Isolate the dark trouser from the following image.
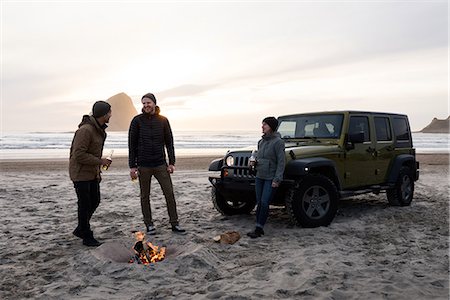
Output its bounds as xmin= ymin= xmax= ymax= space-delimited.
xmin=138 ymin=165 xmax=179 ymax=227
xmin=255 ymin=177 xmax=276 ymax=229
xmin=73 ymin=180 xmax=100 ymax=238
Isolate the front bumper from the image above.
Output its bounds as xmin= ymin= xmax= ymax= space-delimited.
xmin=209 ymin=165 xmax=256 ymax=194
xmin=209 ymin=175 xmax=255 ymax=193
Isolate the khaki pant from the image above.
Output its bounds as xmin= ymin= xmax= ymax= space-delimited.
xmin=138 ymin=165 xmax=179 ymax=227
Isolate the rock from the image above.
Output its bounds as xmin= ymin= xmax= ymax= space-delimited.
xmin=106 ymin=92 xmax=138 ymax=131
xmin=420 ymin=116 xmax=450 ymax=133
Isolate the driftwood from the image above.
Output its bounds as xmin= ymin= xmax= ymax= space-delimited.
xmin=213 ymin=231 xmax=241 ymax=244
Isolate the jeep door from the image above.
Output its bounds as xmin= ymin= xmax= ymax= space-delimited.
xmin=344 ymin=115 xmax=378 ymax=188
xmin=373 ymin=115 xmax=395 ymax=184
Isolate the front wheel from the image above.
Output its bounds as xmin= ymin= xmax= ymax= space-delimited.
xmin=387 ymin=166 xmax=414 ymax=206
xmin=211 ymin=186 xmax=256 ymax=215
xmin=286 ymin=174 xmax=339 ymax=228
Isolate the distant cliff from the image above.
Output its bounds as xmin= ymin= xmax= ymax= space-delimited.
xmin=420 ymin=116 xmax=450 ymax=133
xmin=106 ymin=93 xmax=138 ymax=131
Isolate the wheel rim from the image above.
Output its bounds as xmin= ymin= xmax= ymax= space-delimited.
xmin=302 ymin=185 xmax=330 ymax=219
xmin=401 ymin=175 xmax=412 ymax=201
xmin=226 ymin=199 xmax=247 ymax=209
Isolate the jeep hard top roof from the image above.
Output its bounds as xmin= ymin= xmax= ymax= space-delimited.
xmin=279 ymin=111 xmax=408 ymax=119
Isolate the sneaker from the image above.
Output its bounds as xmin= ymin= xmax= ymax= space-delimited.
xmin=247 ymin=227 xmax=264 ymax=239
xmin=171 ymin=225 xmax=186 ymax=233
xmin=73 ymin=227 xmax=84 ymax=239
xmin=83 ymin=237 xmax=102 ymax=247
xmin=146 ymin=225 xmax=156 ymax=235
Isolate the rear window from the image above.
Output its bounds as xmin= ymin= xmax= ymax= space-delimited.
xmin=374 ymin=117 xmax=392 ymax=141
xmin=393 ymin=117 xmax=412 ymax=147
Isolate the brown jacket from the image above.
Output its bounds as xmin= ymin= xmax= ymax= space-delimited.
xmin=69 ymin=115 xmax=107 ymax=182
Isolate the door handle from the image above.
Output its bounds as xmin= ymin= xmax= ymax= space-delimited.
xmin=366 ymin=147 xmax=375 ymax=153
xmin=366 ymin=147 xmax=378 ymax=157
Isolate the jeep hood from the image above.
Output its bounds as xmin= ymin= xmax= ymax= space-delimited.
xmin=222 ymin=142 xmax=341 ymax=157
xmin=285 ymin=142 xmax=341 ymax=157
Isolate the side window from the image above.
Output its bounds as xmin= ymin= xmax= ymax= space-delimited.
xmin=349 ymin=116 xmax=370 ymax=142
xmin=393 ymin=117 xmax=412 ymax=147
xmin=374 ymin=117 xmax=392 ymax=141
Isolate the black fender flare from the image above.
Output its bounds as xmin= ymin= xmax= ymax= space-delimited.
xmin=284 ymin=157 xmax=341 ymax=189
xmin=387 ymin=154 xmax=416 ymax=183
xmin=208 ymin=158 xmax=223 ymax=171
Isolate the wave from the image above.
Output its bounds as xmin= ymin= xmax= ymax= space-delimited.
xmin=0 ymin=131 xmax=448 ymax=152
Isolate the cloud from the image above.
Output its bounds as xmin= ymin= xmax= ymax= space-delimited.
xmin=1 ymin=2 xmax=447 ymax=132
xmin=157 ymin=84 xmax=221 ymax=99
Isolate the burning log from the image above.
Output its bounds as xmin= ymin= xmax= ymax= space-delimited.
xmin=129 ymin=231 xmax=166 ymax=265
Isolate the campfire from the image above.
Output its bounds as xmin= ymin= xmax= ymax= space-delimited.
xmin=129 ymin=231 xmax=166 ymax=265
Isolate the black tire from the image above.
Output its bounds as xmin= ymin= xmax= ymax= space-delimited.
xmin=286 ymin=174 xmax=339 ymax=228
xmin=211 ymin=186 xmax=256 ymax=215
xmin=387 ymin=166 xmax=414 ymax=206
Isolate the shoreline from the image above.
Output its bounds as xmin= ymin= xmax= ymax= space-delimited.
xmin=0 ymin=155 xmax=221 ymax=172
xmin=0 ymin=153 xmax=447 ymax=172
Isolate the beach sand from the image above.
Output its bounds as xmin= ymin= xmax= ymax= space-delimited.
xmin=0 ymin=154 xmax=448 ymax=299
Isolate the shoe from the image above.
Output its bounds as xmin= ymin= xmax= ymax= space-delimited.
xmin=146 ymin=225 xmax=156 ymax=235
xmin=73 ymin=227 xmax=83 ymax=239
xmin=171 ymin=225 xmax=186 ymax=233
xmin=83 ymin=237 xmax=102 ymax=247
xmin=247 ymin=227 xmax=264 ymax=239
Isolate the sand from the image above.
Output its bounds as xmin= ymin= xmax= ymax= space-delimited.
xmin=0 ymin=154 xmax=448 ymax=299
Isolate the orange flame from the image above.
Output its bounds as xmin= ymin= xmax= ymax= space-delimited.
xmin=129 ymin=231 xmax=166 ymax=265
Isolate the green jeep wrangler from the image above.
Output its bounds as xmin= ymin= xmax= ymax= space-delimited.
xmin=208 ymin=111 xmax=420 ymax=227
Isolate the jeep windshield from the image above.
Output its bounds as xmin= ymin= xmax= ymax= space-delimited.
xmin=277 ymin=114 xmax=344 ymax=139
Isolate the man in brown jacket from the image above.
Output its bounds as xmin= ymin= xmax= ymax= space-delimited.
xmin=69 ymin=101 xmax=112 ymax=247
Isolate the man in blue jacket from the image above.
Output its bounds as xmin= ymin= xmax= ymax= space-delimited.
xmin=128 ymin=93 xmax=185 ymax=235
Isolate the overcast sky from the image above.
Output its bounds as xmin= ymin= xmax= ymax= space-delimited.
xmin=1 ymin=1 xmax=448 ymax=132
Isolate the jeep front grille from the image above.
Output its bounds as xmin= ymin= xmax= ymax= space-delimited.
xmin=225 ymin=154 xmax=254 ymax=178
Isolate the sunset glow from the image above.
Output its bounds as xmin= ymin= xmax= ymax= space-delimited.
xmin=1 ymin=1 xmax=448 ymax=132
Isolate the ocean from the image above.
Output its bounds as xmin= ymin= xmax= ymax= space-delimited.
xmin=0 ymin=131 xmax=448 ymax=159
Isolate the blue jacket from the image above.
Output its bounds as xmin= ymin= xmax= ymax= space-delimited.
xmin=255 ymin=132 xmax=285 ymax=183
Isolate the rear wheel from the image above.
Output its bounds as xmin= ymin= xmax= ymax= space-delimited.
xmin=211 ymin=186 xmax=256 ymax=215
xmin=387 ymin=166 xmax=414 ymax=206
xmin=286 ymin=174 xmax=339 ymax=228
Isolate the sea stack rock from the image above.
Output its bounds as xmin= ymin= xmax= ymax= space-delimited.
xmin=420 ymin=116 xmax=450 ymax=133
xmin=106 ymin=93 xmax=138 ymax=131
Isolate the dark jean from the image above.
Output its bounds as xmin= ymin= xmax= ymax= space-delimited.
xmin=138 ymin=165 xmax=179 ymax=227
xmin=255 ymin=177 xmax=276 ymax=229
xmin=73 ymin=180 xmax=100 ymax=238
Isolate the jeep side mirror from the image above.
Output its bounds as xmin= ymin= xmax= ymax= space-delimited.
xmin=348 ymin=132 xmax=365 ymax=144
xmin=345 ymin=132 xmax=365 ymax=150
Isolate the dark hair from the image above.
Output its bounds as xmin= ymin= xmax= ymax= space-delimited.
xmin=92 ymin=101 xmax=111 ymax=118
xmin=262 ymin=116 xmax=278 ymax=132
xmin=141 ymin=93 xmax=157 ymax=104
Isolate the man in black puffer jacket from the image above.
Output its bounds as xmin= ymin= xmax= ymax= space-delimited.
xmin=128 ymin=93 xmax=185 ymax=235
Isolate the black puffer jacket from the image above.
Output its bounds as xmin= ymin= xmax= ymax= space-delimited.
xmin=128 ymin=108 xmax=175 ymax=168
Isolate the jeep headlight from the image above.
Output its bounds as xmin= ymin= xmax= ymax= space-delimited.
xmin=225 ymin=155 xmax=234 ymax=166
